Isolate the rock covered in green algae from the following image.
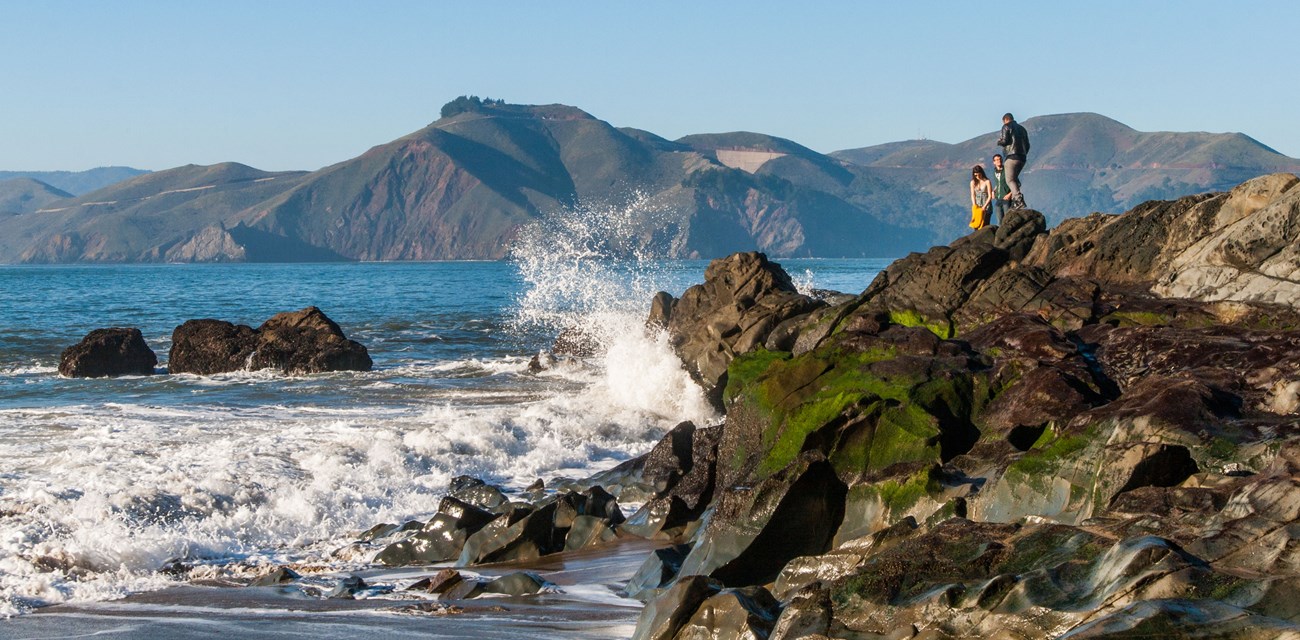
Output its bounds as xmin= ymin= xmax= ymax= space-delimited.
xmin=632 ymin=175 xmax=1300 ymax=639
xmin=651 ymin=251 xmax=824 ymax=406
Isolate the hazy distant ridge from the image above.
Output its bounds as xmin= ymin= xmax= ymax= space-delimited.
xmin=0 ymin=167 xmax=149 ymax=196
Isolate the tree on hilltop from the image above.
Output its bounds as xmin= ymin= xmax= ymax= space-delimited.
xmin=440 ymin=95 xmax=506 ymax=119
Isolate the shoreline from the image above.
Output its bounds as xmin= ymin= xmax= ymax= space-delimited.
xmin=5 ymin=537 xmax=666 ymax=639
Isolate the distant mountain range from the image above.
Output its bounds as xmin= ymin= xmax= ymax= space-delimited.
xmin=0 ymin=167 xmax=149 ymax=197
xmin=833 ymin=112 xmax=1300 ymax=234
xmin=1 ymin=103 xmax=1296 ymax=263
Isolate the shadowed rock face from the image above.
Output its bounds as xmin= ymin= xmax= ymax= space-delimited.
xmin=634 ymin=175 xmax=1300 ymax=639
xmin=652 ymin=252 xmax=824 ymax=407
xmin=169 ymin=307 xmax=371 ymax=375
xmin=58 ymin=327 xmax=157 ymax=377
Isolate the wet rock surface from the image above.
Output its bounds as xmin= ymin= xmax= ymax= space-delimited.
xmin=627 ymin=175 xmax=1300 ymax=638
xmin=325 ymin=176 xmax=1300 ymax=637
xmin=58 ymin=327 xmax=157 ymax=377
xmin=169 ymin=306 xmax=371 ymax=374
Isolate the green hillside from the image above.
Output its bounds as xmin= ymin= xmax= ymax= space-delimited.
xmin=0 ymin=163 xmax=309 ymax=263
xmin=0 ymin=178 xmax=72 ymax=214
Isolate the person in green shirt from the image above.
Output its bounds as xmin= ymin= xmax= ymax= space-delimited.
xmin=991 ymin=154 xmax=1012 ymax=224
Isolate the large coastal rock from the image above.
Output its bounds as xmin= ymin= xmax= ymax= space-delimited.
xmin=169 ymin=307 xmax=371 ymax=375
xmin=631 ymin=175 xmax=1300 ymax=639
xmin=651 ymin=252 xmax=823 ymax=405
xmin=58 ymin=327 xmax=157 ymax=377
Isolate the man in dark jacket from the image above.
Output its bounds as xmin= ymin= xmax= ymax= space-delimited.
xmin=996 ymin=113 xmax=1030 ymax=208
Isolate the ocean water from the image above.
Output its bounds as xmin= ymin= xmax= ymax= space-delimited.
xmin=0 ymin=246 xmax=889 ymax=618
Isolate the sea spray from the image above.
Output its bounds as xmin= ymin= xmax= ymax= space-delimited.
xmin=510 ymin=193 xmax=716 ymax=424
xmin=0 ymin=205 xmax=719 ymax=616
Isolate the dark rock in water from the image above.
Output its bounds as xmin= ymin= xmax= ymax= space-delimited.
xmin=169 ymin=307 xmax=370 ymax=375
xmin=440 ymin=577 xmax=484 ymax=600
xmin=58 ymin=327 xmax=157 ymax=377
xmin=250 ymin=566 xmax=300 ymax=586
xmin=527 ymin=352 xmax=553 ymax=373
xmin=457 ymin=501 xmax=565 ymax=565
xmin=327 ymin=575 xmax=367 ymax=599
xmin=375 ymin=497 xmax=498 ymax=566
xmin=675 ymin=586 xmax=782 ymax=640
xmin=622 ymin=424 xmax=721 ymax=541
xmin=624 ymin=543 xmax=692 ymax=601
xmin=168 ymin=319 xmax=257 ymax=374
xmin=483 ymin=571 xmax=551 ymax=596
xmin=449 ymin=479 xmax=509 ymax=511
xmin=646 ymin=291 xmax=675 ymax=329
xmin=552 ymin=326 xmax=601 ymax=357
xmin=525 ymin=478 xmax=544 ymax=493
xmin=250 ymin=306 xmax=372 ymax=374
xmin=406 ymin=568 xmax=464 ymax=594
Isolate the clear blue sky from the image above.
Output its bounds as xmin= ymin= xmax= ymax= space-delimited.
xmin=3 ymin=1 xmax=1297 ymax=171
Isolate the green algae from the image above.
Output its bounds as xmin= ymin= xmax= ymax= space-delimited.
xmin=1102 ymin=310 xmax=1173 ymax=327
xmin=888 ymin=309 xmax=953 ymax=339
xmin=872 ymin=466 xmax=942 ymax=514
xmin=723 ymin=348 xmax=791 ymax=405
xmin=1008 ymin=427 xmax=1096 ymax=478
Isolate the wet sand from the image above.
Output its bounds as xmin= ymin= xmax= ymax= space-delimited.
xmin=4 ymin=539 xmax=666 ymax=639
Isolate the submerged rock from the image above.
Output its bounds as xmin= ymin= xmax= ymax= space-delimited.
xmin=58 ymin=327 xmax=157 ymax=377
xmin=250 ymin=566 xmax=301 ymax=587
xmin=483 ymin=571 xmax=552 ymax=596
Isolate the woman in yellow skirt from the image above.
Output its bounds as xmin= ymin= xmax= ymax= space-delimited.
xmin=969 ymin=164 xmax=993 ymax=230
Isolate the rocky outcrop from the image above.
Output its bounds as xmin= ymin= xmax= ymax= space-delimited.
xmin=649 ymin=252 xmax=824 ymax=405
xmin=58 ymin=327 xmax=157 ymax=377
xmin=631 ymin=175 xmax=1300 ymax=639
xmin=169 ymin=307 xmax=371 ymax=375
xmin=367 ymin=476 xmax=627 ymax=570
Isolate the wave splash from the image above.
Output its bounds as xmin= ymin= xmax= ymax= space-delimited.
xmin=510 ymin=193 xmax=714 ymax=423
xmin=0 ymin=196 xmax=714 ymax=617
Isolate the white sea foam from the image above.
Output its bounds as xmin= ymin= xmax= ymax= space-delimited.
xmin=0 ymin=196 xmax=715 ymax=617
xmin=0 ymin=363 xmax=58 ymax=376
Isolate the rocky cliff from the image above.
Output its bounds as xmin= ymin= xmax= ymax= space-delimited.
xmin=630 ymin=173 xmax=1300 ymax=639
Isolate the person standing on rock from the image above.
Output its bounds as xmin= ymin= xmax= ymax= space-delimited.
xmin=996 ymin=113 xmax=1030 ymax=208
xmin=991 ymin=154 xmax=1012 ymax=224
xmin=969 ymin=164 xmax=994 ymax=230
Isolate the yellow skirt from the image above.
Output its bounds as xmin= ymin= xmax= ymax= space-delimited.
xmin=969 ymin=204 xmax=989 ymax=229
